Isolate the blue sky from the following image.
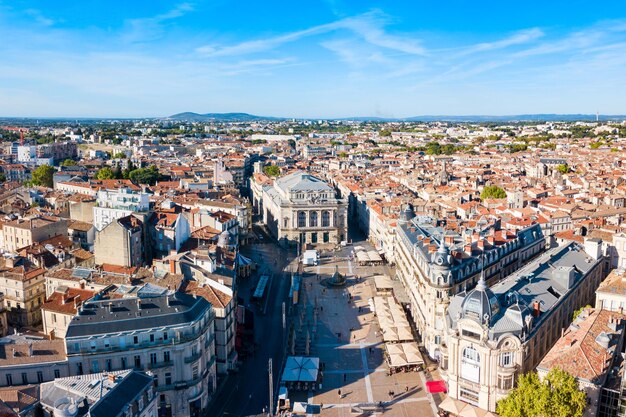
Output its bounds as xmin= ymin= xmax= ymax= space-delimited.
xmin=1 ymin=0 xmax=626 ymax=118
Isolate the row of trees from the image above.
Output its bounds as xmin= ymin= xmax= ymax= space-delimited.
xmin=96 ymin=164 xmax=165 ymax=185
xmin=28 ymin=162 xmax=167 ymax=188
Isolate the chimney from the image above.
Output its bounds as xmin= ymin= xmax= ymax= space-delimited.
xmin=464 ymin=244 xmax=472 ymax=255
xmin=137 ymin=299 xmax=142 ymax=310
xmin=28 ymin=344 xmax=33 ymax=357
xmin=533 ymin=301 xmax=541 ymax=317
xmin=61 ymin=296 xmax=66 ymax=305
xmin=169 ymin=259 xmax=176 ymax=274
xmin=73 ymin=295 xmax=81 ymax=310
xmin=487 ymin=236 xmax=495 ymax=245
xmin=108 ymin=374 xmax=116 ymax=384
xmin=477 ymin=239 xmax=485 ymax=249
xmin=445 ymin=235 xmax=454 ymax=246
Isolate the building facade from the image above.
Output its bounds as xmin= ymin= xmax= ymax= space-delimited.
xmin=93 ymin=188 xmax=150 ymax=231
xmin=444 ymin=240 xmax=607 ymax=412
xmin=258 ymin=171 xmax=347 ymax=247
xmin=394 ymin=207 xmax=546 ymax=359
xmin=64 ymin=291 xmax=217 ymax=417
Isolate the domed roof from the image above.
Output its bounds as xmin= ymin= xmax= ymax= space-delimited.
xmin=432 ymin=238 xmax=451 ymax=267
xmin=399 ymin=205 xmax=415 ymax=224
xmin=461 ymin=272 xmax=500 ymax=325
xmin=217 ymin=231 xmax=235 ymax=248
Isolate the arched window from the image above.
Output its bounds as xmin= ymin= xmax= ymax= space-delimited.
xmin=321 ymin=211 xmax=331 ymax=227
xmin=298 ymin=211 xmax=306 ymax=228
xmin=461 ymin=347 xmax=480 ymax=383
xmin=310 ymin=211 xmax=318 ymax=227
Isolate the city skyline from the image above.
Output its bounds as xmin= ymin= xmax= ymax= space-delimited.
xmin=1 ymin=0 xmax=626 ymax=118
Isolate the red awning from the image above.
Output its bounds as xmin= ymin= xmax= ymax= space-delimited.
xmin=426 ymin=380 xmax=447 ymax=393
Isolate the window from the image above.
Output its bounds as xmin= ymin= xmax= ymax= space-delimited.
xmin=92 ymin=361 xmax=99 ymax=373
xmin=311 ymin=233 xmax=317 ymax=244
xmin=37 ymin=371 xmax=43 ymax=383
xmin=498 ymin=375 xmax=514 ymax=390
xmin=163 ymin=332 xmax=168 ymax=341
xmin=77 ymin=362 xmax=83 ymax=375
xmin=54 ymin=369 xmax=60 ymax=379
xmin=5 ymin=374 xmax=12 ymax=386
xmin=461 ymin=347 xmax=480 ymax=383
xmin=52 ymin=313 xmax=57 ymax=323
xmin=150 ymin=334 xmax=155 ymax=342
xmin=164 ymin=351 xmax=171 ymax=362
xmin=460 ymin=387 xmax=479 ymax=405
xmin=104 ymin=338 xmax=110 ymax=348
xmin=106 ymin=359 xmax=112 ymax=372
xmin=121 ymin=357 xmax=127 ymax=369
xmin=134 ymin=355 xmax=141 ymax=368
xmin=165 ymin=373 xmax=172 ymax=385
xmin=192 ymin=365 xmax=199 ymax=379
xmin=321 ymin=211 xmax=330 ymax=227
xmin=297 ymin=211 xmax=306 ymax=228
xmin=21 ymin=373 xmax=28 ymax=385
xmin=500 ymin=351 xmax=514 ymax=367
xmin=309 ymin=211 xmax=318 ymax=227
xmin=323 ymin=232 xmax=329 ymax=243
xmin=90 ymin=341 xmax=96 ymax=351
xmin=134 ymin=336 xmax=139 ymax=344
xmin=150 ymin=353 xmax=157 ymax=364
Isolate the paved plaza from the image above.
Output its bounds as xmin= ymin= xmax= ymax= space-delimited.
xmin=291 ymin=242 xmax=440 ymax=417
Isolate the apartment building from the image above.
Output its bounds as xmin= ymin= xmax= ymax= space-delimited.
xmin=0 ymin=259 xmax=47 ymax=327
xmin=64 ymin=291 xmax=217 ymax=417
xmin=93 ymin=187 xmax=150 ymax=231
xmin=94 ymin=215 xmax=144 ymax=267
xmin=1 ymin=216 xmax=68 ymax=253
xmin=444 ymin=240 xmax=606 ymax=412
xmin=394 ymin=206 xmax=546 ymax=359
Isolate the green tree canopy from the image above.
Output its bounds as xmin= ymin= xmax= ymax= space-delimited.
xmin=379 ymin=129 xmax=392 ymax=137
xmin=96 ymin=167 xmax=116 ymax=180
xmin=497 ymin=368 xmax=587 ymax=417
xmin=263 ymin=165 xmax=281 ymax=177
xmin=481 ymin=185 xmax=507 ymax=200
xmin=112 ymin=152 xmax=127 ymax=159
xmin=556 ymin=164 xmax=570 ymax=174
xmin=31 ymin=164 xmax=55 ymax=188
xmin=60 ymin=159 xmax=77 ymax=166
xmin=128 ymin=165 xmax=165 ymax=185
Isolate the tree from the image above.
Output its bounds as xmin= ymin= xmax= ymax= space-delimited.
xmin=497 ymin=368 xmax=586 ymax=417
xmin=379 ymin=129 xmax=392 ymax=137
xmin=112 ymin=152 xmax=127 ymax=159
xmin=31 ymin=164 xmax=55 ymax=188
xmin=0 ymin=173 xmax=6 ymax=182
xmin=556 ymin=164 xmax=570 ymax=174
xmin=572 ymin=304 xmax=592 ymax=320
xmin=96 ymin=167 xmax=116 ymax=180
xmin=263 ymin=165 xmax=281 ymax=177
xmin=61 ymin=159 xmax=77 ymax=166
xmin=481 ymin=185 xmax=507 ymax=200
xmin=128 ymin=165 xmax=165 ymax=185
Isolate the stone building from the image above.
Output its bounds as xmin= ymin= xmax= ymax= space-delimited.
xmin=64 ymin=291 xmax=217 ymax=417
xmin=0 ymin=259 xmax=47 ymax=327
xmin=1 ymin=216 xmax=68 ymax=253
xmin=444 ymin=240 xmax=607 ymax=412
xmin=394 ymin=206 xmax=546 ymax=359
xmin=94 ymin=215 xmax=144 ymax=267
xmin=258 ymin=171 xmax=346 ymax=247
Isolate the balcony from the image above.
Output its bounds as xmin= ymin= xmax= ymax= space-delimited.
xmin=184 ymin=351 xmax=202 ymax=364
xmin=148 ymin=360 xmax=173 ymax=370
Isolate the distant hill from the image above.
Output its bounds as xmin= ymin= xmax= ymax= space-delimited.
xmin=167 ymin=112 xmax=285 ymax=122
xmin=339 ymin=114 xmax=626 ymax=122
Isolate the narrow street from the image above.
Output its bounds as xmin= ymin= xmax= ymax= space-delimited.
xmin=208 ymin=225 xmax=296 ymax=417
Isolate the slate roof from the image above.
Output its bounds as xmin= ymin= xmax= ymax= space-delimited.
xmin=449 ymin=241 xmax=600 ymax=341
xmin=65 ymin=291 xmax=211 ymax=338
